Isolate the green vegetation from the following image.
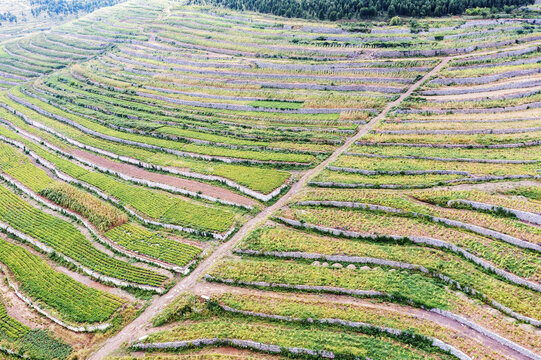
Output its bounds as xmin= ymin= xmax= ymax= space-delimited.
xmin=105 ymin=223 xmax=202 ymax=267
xmin=141 ymin=294 xmax=455 ymax=359
xmin=0 ymin=302 xmax=72 ymax=360
xmin=0 ymin=2 xmax=540 ymax=359
xmin=39 ymin=182 xmax=128 ymax=232
xmin=151 ymin=293 xmax=207 ymax=327
xmin=190 ymin=0 xmax=534 ymax=18
xmin=208 ymin=258 xmax=451 ymax=309
xmin=0 ymin=184 xmax=168 ymax=287
xmin=79 ymin=171 xmax=236 ymax=233
xmin=248 ymin=100 xmax=304 ymax=110
xmin=0 ymin=237 xmax=122 ymax=323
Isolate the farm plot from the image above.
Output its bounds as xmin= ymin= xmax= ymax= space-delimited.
xmin=157 ymin=11 xmax=541 ymax=360
xmin=105 ymin=223 xmax=202 ymax=268
xmin=5 ymin=6 xmax=460 ymax=206
xmin=313 ymin=46 xmax=541 ymax=188
xmin=0 ymin=102 xmax=242 ymax=237
xmin=130 ymin=293 xmax=457 ymax=360
xmin=0 ymin=1 xmax=164 ymax=87
xmin=0 ymin=137 xmax=202 ymax=268
xmin=0 ymin=2 xmax=540 ymax=360
xmin=0 ymin=182 xmax=169 ymax=287
xmin=0 ymin=236 xmax=123 ymax=324
xmin=0 ymin=300 xmax=71 ymax=359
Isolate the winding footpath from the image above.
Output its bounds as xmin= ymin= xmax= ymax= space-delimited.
xmin=87 ymin=41 xmax=541 ymax=359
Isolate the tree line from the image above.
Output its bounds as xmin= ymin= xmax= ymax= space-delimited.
xmin=0 ymin=12 xmax=17 ymax=24
xmin=29 ymin=0 xmax=121 ymax=17
xmin=189 ymin=0 xmax=533 ymax=19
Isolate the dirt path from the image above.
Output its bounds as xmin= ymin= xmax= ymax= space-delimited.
xmin=87 ymin=55 xmax=451 ymax=360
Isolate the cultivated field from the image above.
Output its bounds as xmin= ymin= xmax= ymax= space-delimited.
xmin=0 ymin=0 xmax=539 ymax=359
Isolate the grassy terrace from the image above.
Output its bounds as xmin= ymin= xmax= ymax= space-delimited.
xmin=0 ymin=138 xmax=203 ymax=268
xmin=315 ymin=45 xmax=541 ymax=187
xmin=135 ymin=294 xmax=456 ymax=360
xmin=0 ymin=182 xmax=169 ymax=287
xmin=129 ymin=8 xmax=541 ymax=360
xmin=0 ymin=1 xmax=165 ymax=87
xmin=0 ymin=1 xmax=539 ymax=360
xmin=0 ymin=300 xmax=72 ymax=359
xmin=0 ymin=109 xmax=242 ymax=235
xmin=0 ymin=235 xmax=123 ymax=324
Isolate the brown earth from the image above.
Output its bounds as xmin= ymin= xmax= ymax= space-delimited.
xmin=69 ymin=148 xmax=258 ymax=208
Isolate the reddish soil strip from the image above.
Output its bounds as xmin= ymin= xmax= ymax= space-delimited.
xmin=69 ymin=148 xmax=258 ymax=207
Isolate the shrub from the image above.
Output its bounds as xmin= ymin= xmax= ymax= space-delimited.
xmin=389 ymin=16 xmax=402 ymax=26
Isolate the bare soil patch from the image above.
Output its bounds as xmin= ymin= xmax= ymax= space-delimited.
xmin=69 ymin=148 xmax=258 ymax=207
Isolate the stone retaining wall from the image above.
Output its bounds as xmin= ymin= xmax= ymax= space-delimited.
xmin=215 ymin=303 xmax=471 ymax=360
xmin=447 ymin=55 xmax=541 ymax=71
xmin=0 ymin=219 xmax=164 ymax=293
xmin=393 ymin=101 xmax=541 ymax=114
xmin=204 ymin=274 xmax=386 ymax=298
xmin=133 ymin=338 xmax=340 ymax=359
xmin=427 ymin=89 xmax=541 ymax=103
xmin=3 ymin=109 xmax=287 ymax=202
xmin=429 ymin=68 xmax=541 ymax=86
xmin=355 ymin=140 xmax=541 ymax=149
xmin=326 ymin=166 xmax=471 ymax=176
xmin=448 ymin=199 xmax=541 ymax=226
xmin=294 ymin=199 xmax=541 ymax=252
xmin=431 ymin=309 xmax=541 ymax=360
xmin=0 ymin=116 xmax=234 ymax=240
xmin=276 ymin=217 xmax=541 ymax=293
xmin=7 ymin=93 xmax=308 ymax=166
xmin=0 ymin=172 xmax=187 ymax=273
xmin=310 ymin=174 xmax=539 ymax=189
xmin=343 ymin=152 xmax=540 ymax=164
xmin=373 ymin=126 xmax=541 ymax=135
xmin=420 ymin=79 xmax=541 ymax=96
xmin=6 ymin=93 xmax=287 ymax=202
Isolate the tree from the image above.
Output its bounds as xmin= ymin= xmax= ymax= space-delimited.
xmin=389 ymin=15 xmax=402 ymax=25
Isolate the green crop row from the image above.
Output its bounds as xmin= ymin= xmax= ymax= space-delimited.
xmin=0 ymin=302 xmax=72 ymax=359
xmin=0 ymin=237 xmax=121 ymax=323
xmin=79 ymin=171 xmax=237 ymax=232
xmin=39 ymin=182 xmax=128 ymax=232
xmin=16 ymin=89 xmax=315 ymax=164
xmin=141 ymin=317 xmax=448 ymax=360
xmin=331 ymin=155 xmax=540 ymax=177
xmin=105 ymin=223 xmax=202 ymax=267
xmin=238 ymin=225 xmax=541 ymax=320
xmin=0 ymin=184 xmax=167 ymax=287
xmin=278 ymin=207 xmax=540 ymax=279
xmin=0 ymin=107 xmax=238 ymax=233
xmin=208 ymin=257 xmax=450 ymax=309
xmin=1 ymin=94 xmax=290 ymax=194
xmin=295 ymin=188 xmax=541 ymax=244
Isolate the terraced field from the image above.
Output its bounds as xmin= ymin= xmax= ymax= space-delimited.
xmin=0 ymin=0 xmax=539 ymax=359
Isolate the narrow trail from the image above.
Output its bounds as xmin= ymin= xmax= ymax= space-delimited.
xmin=87 ymin=40 xmax=541 ymax=360
xmin=87 ymin=54 xmax=451 ymax=360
